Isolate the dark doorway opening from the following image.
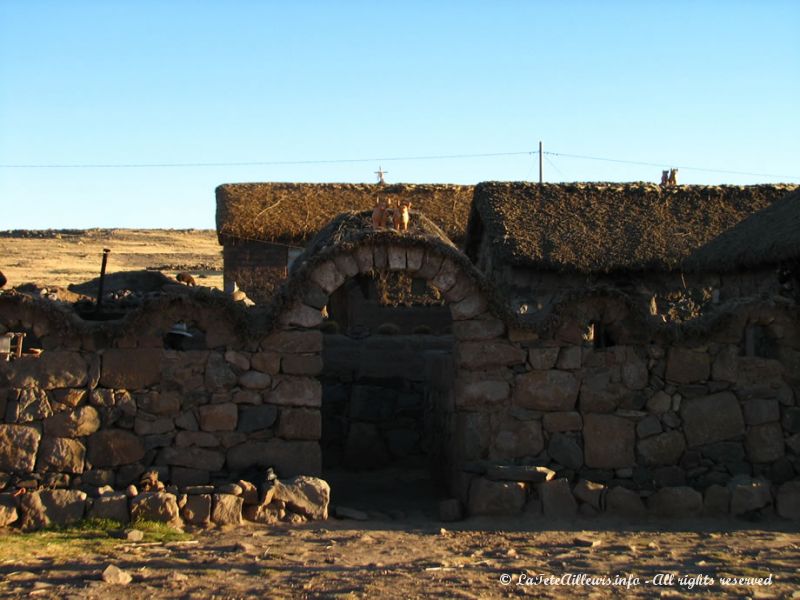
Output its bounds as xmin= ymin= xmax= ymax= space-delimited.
xmin=320 ymin=273 xmax=455 ymax=518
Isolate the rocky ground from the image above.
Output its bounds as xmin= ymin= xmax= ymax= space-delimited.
xmin=0 ymin=516 xmax=798 ymax=599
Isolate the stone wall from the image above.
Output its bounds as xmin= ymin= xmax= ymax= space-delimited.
xmin=1 ymin=237 xmax=798 ymax=522
xmin=0 ymin=297 xmax=325 ymax=498
xmin=222 ymin=241 xmax=291 ymax=303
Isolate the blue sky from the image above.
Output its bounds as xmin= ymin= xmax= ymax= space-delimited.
xmin=1 ymin=1 xmax=798 ymax=228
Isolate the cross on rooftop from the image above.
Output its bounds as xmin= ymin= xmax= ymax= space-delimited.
xmin=374 ymin=166 xmax=388 ymax=184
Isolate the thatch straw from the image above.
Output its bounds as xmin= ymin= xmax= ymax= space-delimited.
xmin=467 ymin=182 xmax=798 ymax=273
xmin=685 ymin=188 xmax=800 ymax=272
xmin=215 ymin=183 xmax=474 ymax=245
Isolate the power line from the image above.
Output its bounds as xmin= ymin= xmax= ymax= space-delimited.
xmin=0 ymin=147 xmax=797 ymax=180
xmin=0 ymin=150 xmax=533 ymax=169
xmin=543 ymin=150 xmax=800 ymax=180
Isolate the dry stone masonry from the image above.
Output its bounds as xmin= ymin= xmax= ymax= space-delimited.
xmin=1 ymin=216 xmax=799 ymax=529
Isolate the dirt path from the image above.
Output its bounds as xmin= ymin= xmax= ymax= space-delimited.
xmin=0 ymin=516 xmax=797 ymax=599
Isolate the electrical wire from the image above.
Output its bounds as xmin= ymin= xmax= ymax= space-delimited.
xmin=0 ymin=151 xmax=533 ymax=169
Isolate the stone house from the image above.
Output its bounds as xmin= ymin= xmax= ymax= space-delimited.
xmin=0 ymin=181 xmax=798 ymax=523
xmin=215 ymin=182 xmax=474 ymax=303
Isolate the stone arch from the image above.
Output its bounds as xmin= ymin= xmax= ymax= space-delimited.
xmin=266 ymin=224 xmax=514 ymax=500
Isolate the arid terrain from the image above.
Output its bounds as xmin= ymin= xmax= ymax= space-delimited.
xmin=0 ymin=230 xmax=798 ymax=599
xmin=0 ymin=229 xmax=223 ymax=292
xmin=0 ymin=516 xmax=798 ymax=599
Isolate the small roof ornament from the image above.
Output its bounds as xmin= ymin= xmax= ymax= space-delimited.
xmin=374 ymin=166 xmax=388 ymax=185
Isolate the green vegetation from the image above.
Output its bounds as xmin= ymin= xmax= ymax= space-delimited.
xmin=0 ymin=518 xmax=189 ymax=562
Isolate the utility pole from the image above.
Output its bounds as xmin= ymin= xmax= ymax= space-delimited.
xmin=538 ymin=141 xmax=543 ymax=184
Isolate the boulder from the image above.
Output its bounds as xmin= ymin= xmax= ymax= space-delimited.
xmin=556 ymin=347 xmax=581 ymax=370
xmin=277 ymin=408 xmax=322 ymax=441
xmin=573 ymin=480 xmax=606 ymax=510
xmin=0 ymin=424 xmax=41 ymax=471
xmin=454 ymin=380 xmax=510 ymax=408
xmin=490 ymin=417 xmax=544 ymax=460
xmin=0 ymin=493 xmax=19 ymax=527
xmin=250 ymin=351 xmax=281 ymax=375
xmin=87 ymin=430 xmax=145 ymax=467
xmin=583 ymin=414 xmax=635 ymax=469
xmin=729 ymin=477 xmax=772 ymax=515
xmin=181 ymin=494 xmax=211 ymax=525
xmin=19 ymin=490 xmax=87 ymax=530
xmin=88 ymin=493 xmax=129 ymax=523
xmin=261 ymin=330 xmax=323 ymax=354
xmin=36 ymin=436 xmax=86 ymax=474
xmin=646 ymin=391 xmax=672 ymax=415
xmin=605 ymin=487 xmax=646 ymax=517
xmin=198 ymin=403 xmax=238 ymax=432
xmin=467 ymin=478 xmax=526 ymax=516
xmin=680 ymin=392 xmax=744 ymax=447
xmin=156 ymin=446 xmax=225 ymax=471
xmin=742 ymin=399 xmax=780 ymax=426
xmin=513 ymin=370 xmax=579 ymax=411
xmin=648 ymin=487 xmax=702 ymax=517
xmin=539 ymin=479 xmax=577 ymax=518
xmin=204 ymin=353 xmax=238 ymax=390
xmin=238 ymin=371 xmax=272 ymax=390
xmin=264 ymin=377 xmax=321 ymax=408
xmin=528 ymin=348 xmax=559 ymax=370
xmin=8 ymin=351 xmax=88 ymax=389
xmin=237 ymin=405 xmax=279 ymax=433
xmin=130 ymin=492 xmax=182 ymax=527
xmin=212 ymin=494 xmax=243 ymax=526
xmin=703 ymin=485 xmax=730 ymax=516
xmin=637 ymin=431 xmax=686 ymax=466
xmin=101 ymin=349 xmax=161 ymax=389
xmin=665 ymin=348 xmax=710 ymax=384
xmin=138 ymin=391 xmax=181 ymax=417
xmin=456 ymin=341 xmax=526 ymax=370
xmin=542 ymin=411 xmax=582 ymax=433
xmin=8 ymin=387 xmax=52 ymax=422
xmin=776 ymin=481 xmax=800 ymax=520
xmin=745 ymin=423 xmax=785 ymax=463
xmin=548 ymin=433 xmax=583 ymax=470
xmin=271 ymin=476 xmax=330 ymax=520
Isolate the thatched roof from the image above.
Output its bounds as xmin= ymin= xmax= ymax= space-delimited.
xmin=216 ymin=182 xmax=474 ymax=246
xmin=466 ymin=182 xmax=798 ymax=273
xmin=685 ymin=188 xmax=800 ymax=272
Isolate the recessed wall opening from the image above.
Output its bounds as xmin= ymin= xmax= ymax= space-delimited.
xmin=320 ymin=273 xmax=455 ymax=517
xmin=163 ymin=321 xmax=207 ymax=350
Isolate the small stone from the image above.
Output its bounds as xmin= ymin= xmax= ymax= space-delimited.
xmin=102 ymin=564 xmax=132 ymax=585
xmin=573 ymin=479 xmax=605 ymax=510
xmin=125 ymin=529 xmax=144 ymax=542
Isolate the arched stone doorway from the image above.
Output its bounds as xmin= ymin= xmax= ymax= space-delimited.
xmin=271 ymin=212 xmax=499 ymax=514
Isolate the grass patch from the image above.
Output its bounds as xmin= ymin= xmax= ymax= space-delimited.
xmin=0 ymin=518 xmax=190 ymax=562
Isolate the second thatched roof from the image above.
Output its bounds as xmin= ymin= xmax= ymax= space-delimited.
xmin=685 ymin=188 xmax=800 ymax=272
xmin=466 ymin=182 xmax=798 ymax=273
